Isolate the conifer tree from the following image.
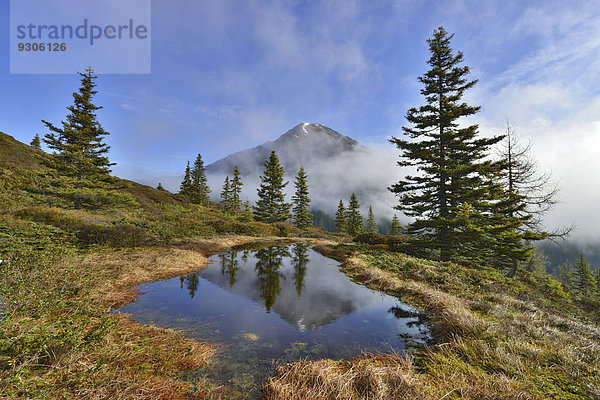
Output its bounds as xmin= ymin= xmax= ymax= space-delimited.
xmin=497 ymin=121 xmax=570 ymax=277
xmin=365 ymin=206 xmax=379 ymax=233
xmin=594 ymin=267 xmax=600 ymax=298
xmin=575 ymin=252 xmax=594 ymax=297
xmin=43 ymin=67 xmax=114 ymax=181
xmin=524 ymin=248 xmax=549 ymax=276
xmin=179 ymin=161 xmax=192 ymax=195
xmin=557 ymin=263 xmax=574 ymax=292
xmin=229 ymin=166 xmax=244 ymax=216
xmin=335 ymin=200 xmax=347 ymax=233
xmin=220 ymin=176 xmax=232 ymax=213
xmin=190 ymin=153 xmax=211 ymax=204
xmin=239 ymin=199 xmax=254 ymax=222
xmin=254 ymin=150 xmax=291 ymax=223
xmin=30 ymin=134 xmax=41 ymax=149
xmin=346 ymin=193 xmax=363 ymax=236
xmin=292 ymin=166 xmax=312 ymax=229
xmin=39 ymin=67 xmax=126 ymax=208
xmin=389 ymin=27 xmax=503 ymax=261
xmin=389 ymin=214 xmax=403 ymax=235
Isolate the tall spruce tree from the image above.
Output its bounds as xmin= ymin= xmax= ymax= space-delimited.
xmin=346 ymin=193 xmax=363 ymax=236
xmin=220 ymin=176 xmax=232 ymax=213
xmin=254 ymin=150 xmax=291 ymax=223
xmin=365 ymin=206 xmax=379 ymax=233
xmin=389 ymin=27 xmax=503 ymax=262
xmin=30 ymin=134 xmax=41 ymax=149
xmin=389 ymin=214 xmax=403 ymax=235
xmin=43 ymin=67 xmax=114 ymax=181
xmin=335 ymin=200 xmax=347 ymax=233
xmin=229 ymin=166 xmax=244 ymax=216
xmin=292 ymin=166 xmax=312 ymax=229
xmin=190 ymin=153 xmax=211 ymax=204
xmin=575 ymin=252 xmax=594 ymax=297
xmin=180 ymin=161 xmax=192 ymax=195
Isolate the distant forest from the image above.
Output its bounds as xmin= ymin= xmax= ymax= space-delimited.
xmin=539 ymin=240 xmax=600 ymax=272
xmin=311 ymin=209 xmax=392 ymax=235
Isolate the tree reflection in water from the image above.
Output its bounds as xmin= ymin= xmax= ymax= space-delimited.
xmin=183 ymin=272 xmax=200 ymax=298
xmin=291 ymin=243 xmax=309 ymax=297
xmin=219 ymin=250 xmax=240 ymax=287
xmin=254 ymin=246 xmax=290 ymax=312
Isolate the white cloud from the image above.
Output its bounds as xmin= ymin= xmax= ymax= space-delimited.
xmin=467 ymin=3 xmax=600 ymax=244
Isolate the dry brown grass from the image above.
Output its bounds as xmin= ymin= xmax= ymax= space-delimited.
xmin=83 ymin=247 xmax=211 ymax=307
xmin=341 ymin=256 xmax=488 ymax=340
xmin=264 ymin=355 xmax=427 ymax=400
xmin=50 ymin=315 xmax=220 ymax=400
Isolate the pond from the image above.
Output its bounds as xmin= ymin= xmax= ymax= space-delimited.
xmin=119 ymin=243 xmax=431 ymax=396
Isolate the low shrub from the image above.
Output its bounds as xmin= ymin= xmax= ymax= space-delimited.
xmin=354 ymin=232 xmax=387 ymax=245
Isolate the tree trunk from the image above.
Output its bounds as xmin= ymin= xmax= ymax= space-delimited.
xmin=507 ymin=257 xmax=518 ymax=278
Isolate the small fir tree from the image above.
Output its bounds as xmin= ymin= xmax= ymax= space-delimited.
xmin=389 ymin=214 xmax=403 ymax=235
xmin=575 ymin=252 xmax=594 ymax=297
xmin=239 ymin=199 xmax=254 ymax=222
xmin=365 ymin=206 xmax=379 ymax=233
xmin=190 ymin=153 xmax=211 ymax=204
xmin=292 ymin=166 xmax=312 ymax=229
xmin=346 ymin=193 xmax=363 ymax=236
xmin=43 ymin=67 xmax=114 ymax=181
xmin=30 ymin=134 xmax=41 ymax=149
xmin=220 ymin=176 xmax=232 ymax=213
xmin=254 ymin=150 xmax=291 ymax=223
xmin=229 ymin=166 xmax=243 ymax=216
xmin=39 ymin=67 xmax=129 ymax=209
xmin=179 ymin=161 xmax=192 ymax=195
xmin=335 ymin=200 xmax=347 ymax=233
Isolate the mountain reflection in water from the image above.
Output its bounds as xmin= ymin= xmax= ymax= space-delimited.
xmin=121 ymin=244 xmax=431 ymax=395
xmin=179 ymin=244 xmax=406 ymax=330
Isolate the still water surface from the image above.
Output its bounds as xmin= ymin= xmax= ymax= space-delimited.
xmin=120 ymin=244 xmax=430 ymax=394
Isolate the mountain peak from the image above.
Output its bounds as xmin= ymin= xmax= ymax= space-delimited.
xmin=205 ymin=123 xmax=361 ymax=175
xmin=276 ymin=123 xmax=358 ymax=147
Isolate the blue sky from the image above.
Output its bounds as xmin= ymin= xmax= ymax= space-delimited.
xmin=2 ymin=0 xmax=600 ymax=240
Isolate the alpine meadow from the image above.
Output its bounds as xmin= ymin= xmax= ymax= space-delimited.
xmin=1 ymin=2 xmax=600 ymax=400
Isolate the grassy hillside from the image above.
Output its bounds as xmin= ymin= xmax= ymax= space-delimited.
xmin=2 ymin=131 xmax=599 ymax=399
